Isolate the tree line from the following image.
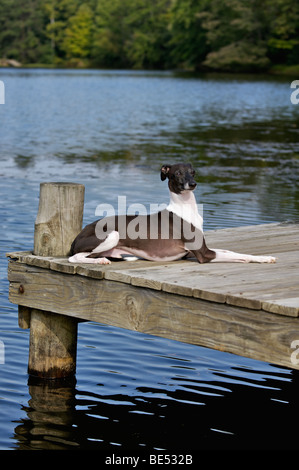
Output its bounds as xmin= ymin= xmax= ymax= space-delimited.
xmin=0 ymin=0 xmax=298 ymax=72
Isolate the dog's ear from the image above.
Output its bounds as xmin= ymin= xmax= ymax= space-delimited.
xmin=160 ymin=164 xmax=171 ymax=181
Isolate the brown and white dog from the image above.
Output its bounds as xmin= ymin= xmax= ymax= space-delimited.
xmin=69 ymin=163 xmax=276 ymax=265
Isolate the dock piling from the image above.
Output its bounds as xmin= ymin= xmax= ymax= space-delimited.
xmin=34 ymin=182 xmax=85 ymax=257
xmin=28 ymin=309 xmax=78 ymax=379
xmin=28 ymin=182 xmax=84 ymax=379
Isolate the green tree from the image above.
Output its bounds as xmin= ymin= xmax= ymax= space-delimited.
xmin=92 ymin=0 xmax=171 ymax=69
xmin=266 ymin=0 xmax=299 ymax=65
xmin=44 ymin=0 xmax=80 ymax=61
xmin=63 ymin=4 xmax=94 ymax=60
xmin=91 ymin=0 xmax=131 ymax=68
xmin=0 ymin=0 xmax=51 ymax=63
xmin=199 ymin=0 xmax=270 ymax=71
xmin=169 ymin=0 xmax=207 ymax=70
xmin=124 ymin=0 xmax=171 ymax=69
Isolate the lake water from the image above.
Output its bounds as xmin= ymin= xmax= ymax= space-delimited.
xmin=0 ymin=69 xmax=299 ymax=452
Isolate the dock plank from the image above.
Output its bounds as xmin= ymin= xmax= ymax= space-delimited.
xmin=205 ymin=223 xmax=299 ymax=254
xmin=263 ymin=297 xmax=299 ymax=317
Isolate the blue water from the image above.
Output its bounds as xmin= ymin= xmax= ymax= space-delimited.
xmin=0 ymin=69 xmax=299 ymax=451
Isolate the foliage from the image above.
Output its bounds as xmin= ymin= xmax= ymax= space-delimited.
xmin=199 ymin=0 xmax=271 ymax=71
xmin=0 ymin=0 xmax=52 ymax=63
xmin=169 ymin=0 xmax=208 ymax=69
xmin=0 ymin=0 xmax=298 ymax=71
xmin=63 ymin=4 xmax=94 ymax=60
xmin=124 ymin=0 xmax=171 ymax=69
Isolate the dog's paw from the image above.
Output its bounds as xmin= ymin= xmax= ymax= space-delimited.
xmin=91 ymin=257 xmax=111 ymax=265
xmin=68 ymin=253 xmax=111 ymax=264
xmin=258 ymin=255 xmax=276 ymax=263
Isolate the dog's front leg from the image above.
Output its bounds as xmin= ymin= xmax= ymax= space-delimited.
xmin=190 ymin=237 xmax=217 ymax=263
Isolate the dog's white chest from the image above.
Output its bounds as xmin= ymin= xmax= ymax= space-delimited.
xmin=166 ymin=191 xmax=203 ymax=232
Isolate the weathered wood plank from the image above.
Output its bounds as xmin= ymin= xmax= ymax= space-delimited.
xmin=262 ymin=297 xmax=299 ymax=317
xmin=7 ymin=260 xmax=299 ymax=370
xmin=6 ymin=251 xmax=32 ymax=261
xmin=50 ymin=258 xmax=78 ymax=274
xmin=205 ymin=223 xmax=299 ymax=254
xmin=206 ymin=222 xmax=298 ymax=238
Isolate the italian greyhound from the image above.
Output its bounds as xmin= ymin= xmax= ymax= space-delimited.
xmin=69 ymin=163 xmax=276 ymax=265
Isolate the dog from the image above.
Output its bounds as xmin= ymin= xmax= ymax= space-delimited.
xmin=69 ymin=163 xmax=276 ymax=265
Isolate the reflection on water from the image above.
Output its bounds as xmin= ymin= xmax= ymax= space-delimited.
xmin=13 ymin=326 xmax=299 ymax=450
xmin=0 ymin=69 xmax=299 ymax=450
xmin=15 ymin=378 xmax=78 ymax=450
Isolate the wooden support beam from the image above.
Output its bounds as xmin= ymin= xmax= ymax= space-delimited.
xmin=28 ymin=309 xmax=78 ymax=379
xmin=18 ymin=306 xmax=31 ymax=329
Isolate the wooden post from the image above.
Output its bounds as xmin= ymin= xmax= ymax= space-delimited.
xmin=34 ymin=182 xmax=84 ymax=257
xmin=28 ymin=310 xmax=78 ymax=379
xmin=28 ymin=182 xmax=84 ymax=379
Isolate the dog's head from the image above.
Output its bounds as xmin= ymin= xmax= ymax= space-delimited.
xmin=161 ymin=163 xmax=197 ymax=194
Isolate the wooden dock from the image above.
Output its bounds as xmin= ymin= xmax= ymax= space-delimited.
xmin=5 ymin=183 xmax=299 ymax=377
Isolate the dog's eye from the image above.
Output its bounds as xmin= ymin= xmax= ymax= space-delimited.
xmin=175 ymin=170 xmax=182 ymax=177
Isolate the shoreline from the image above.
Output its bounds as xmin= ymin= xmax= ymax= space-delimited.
xmin=1 ymin=61 xmax=299 ymax=77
